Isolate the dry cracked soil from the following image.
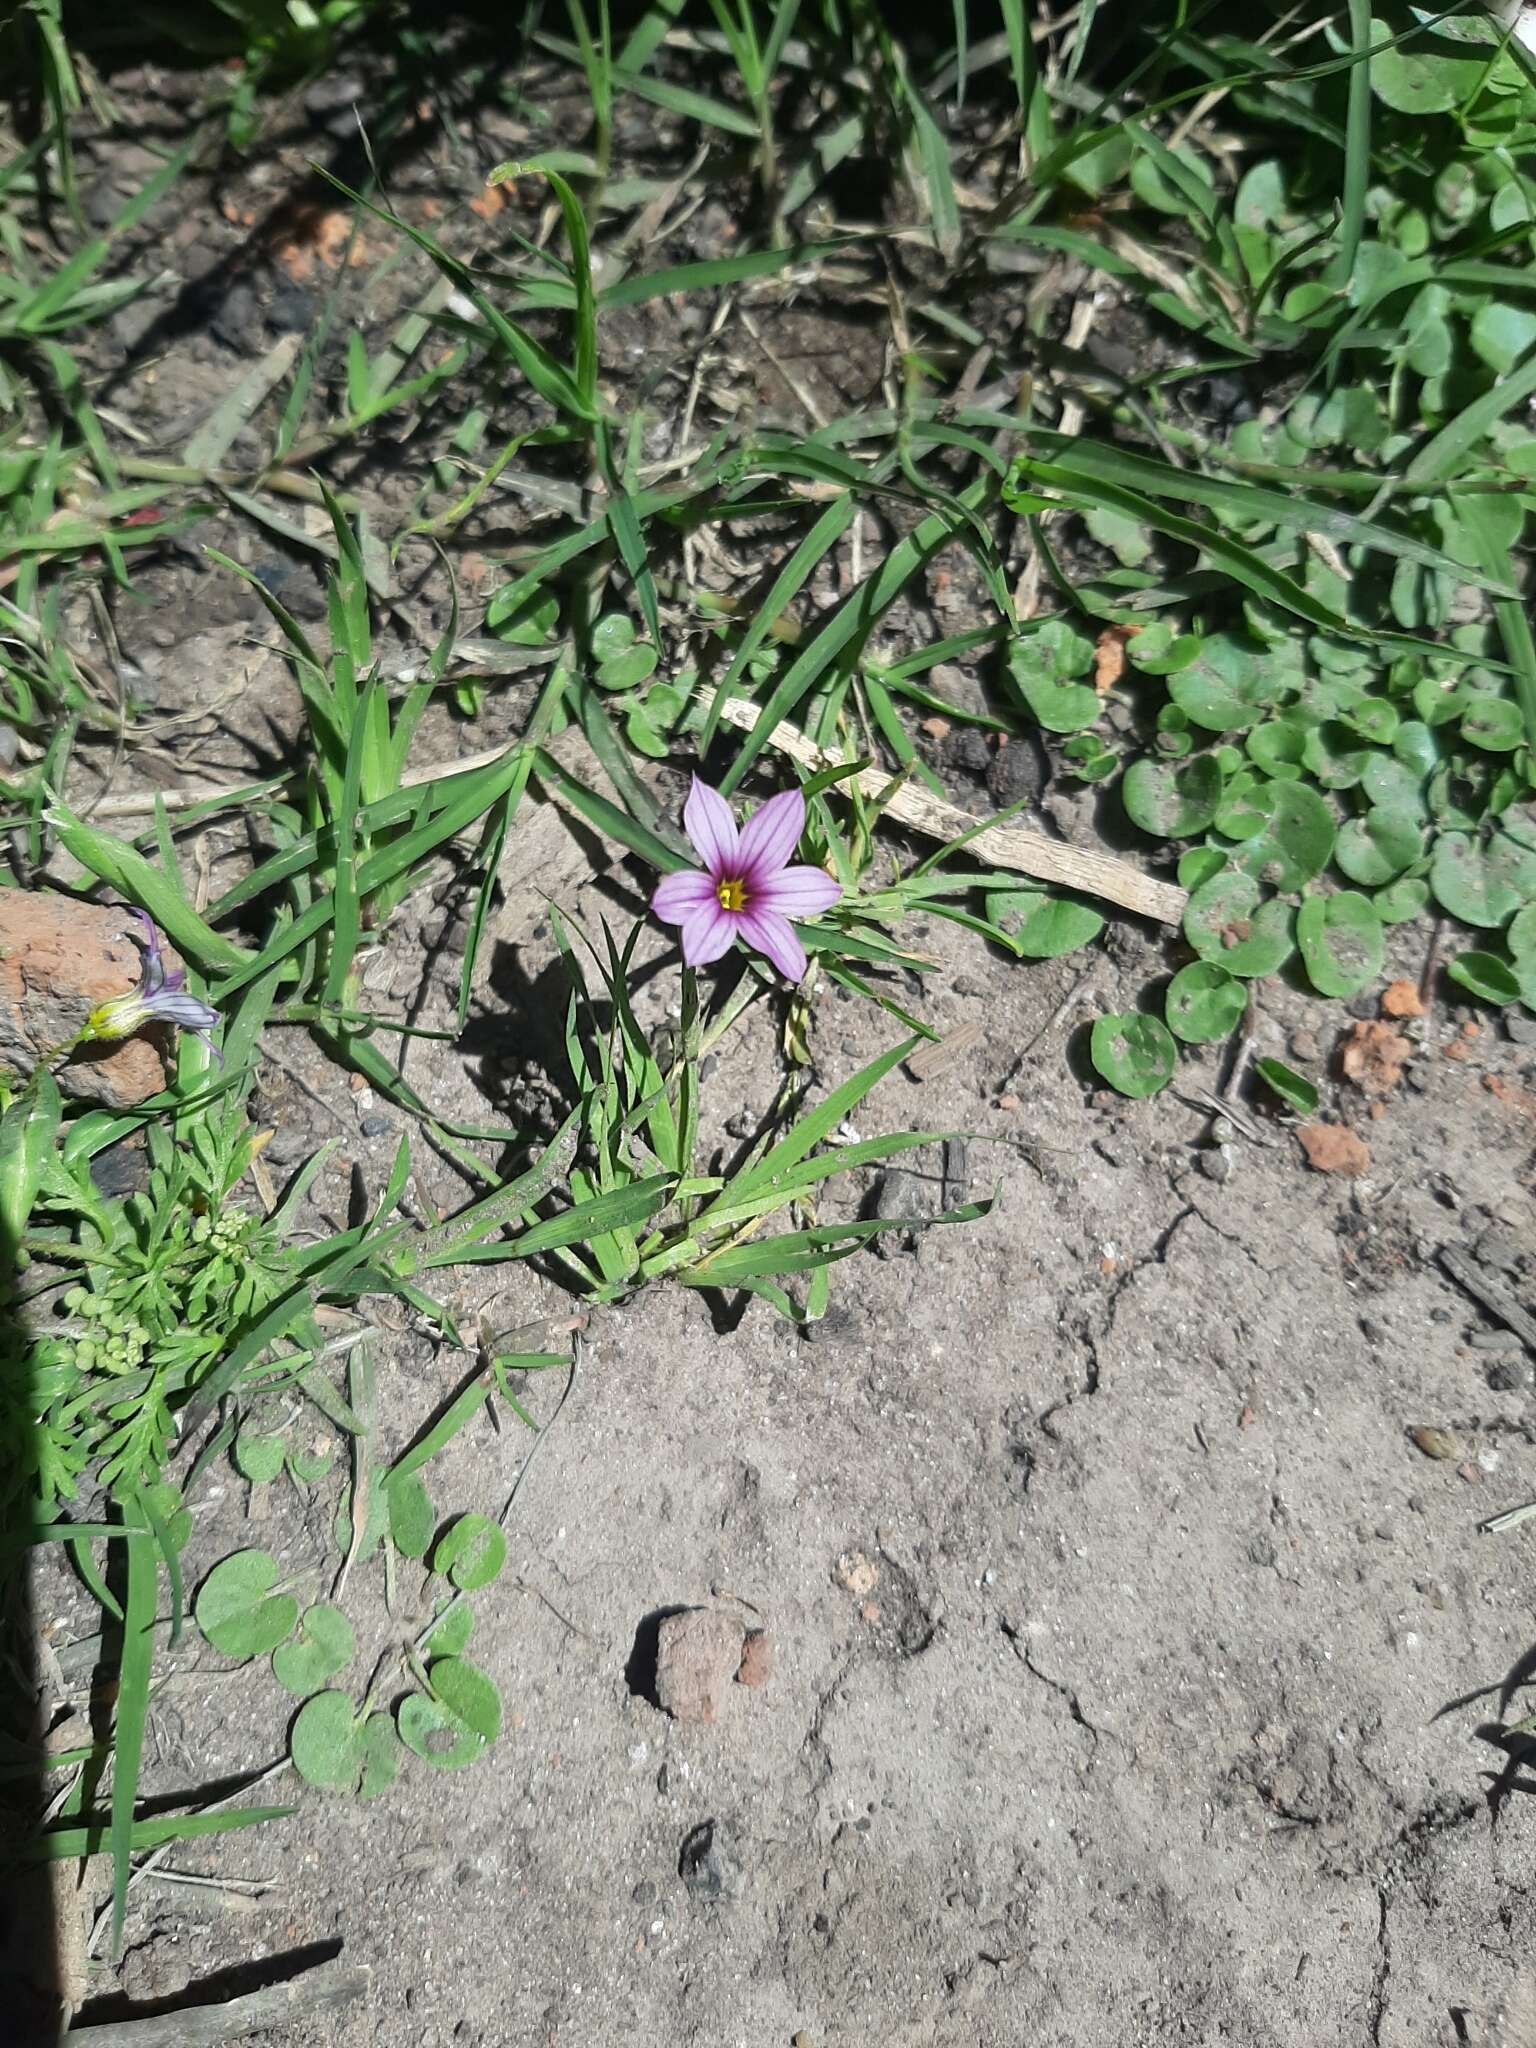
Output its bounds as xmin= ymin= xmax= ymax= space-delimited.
xmin=10 ymin=49 xmax=1536 ymax=2048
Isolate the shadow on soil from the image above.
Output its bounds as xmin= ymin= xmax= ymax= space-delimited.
xmin=0 ymin=1205 xmax=63 ymax=2033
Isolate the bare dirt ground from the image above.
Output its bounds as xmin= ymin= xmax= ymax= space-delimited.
xmin=13 ymin=50 xmax=1536 ymax=2048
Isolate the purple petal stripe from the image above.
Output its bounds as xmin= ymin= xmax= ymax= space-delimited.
xmin=150 ymin=991 xmax=221 ymax=1033
xmin=752 ymin=864 xmax=841 ymax=919
xmin=682 ymin=777 xmax=738 ymax=877
xmin=679 ymin=900 xmax=739 ymax=968
xmin=737 ymin=787 xmax=805 ymax=888
xmin=738 ymin=907 xmax=807 ymax=983
xmin=652 ymin=869 xmax=717 ymax=925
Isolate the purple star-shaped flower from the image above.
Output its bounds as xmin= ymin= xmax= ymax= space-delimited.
xmin=651 ymin=777 xmax=841 ymax=983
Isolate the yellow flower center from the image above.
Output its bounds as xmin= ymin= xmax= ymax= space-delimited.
xmin=716 ymin=876 xmax=746 ymax=913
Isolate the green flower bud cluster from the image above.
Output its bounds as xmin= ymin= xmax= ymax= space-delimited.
xmin=190 ymin=1207 xmax=252 ymax=1255
xmin=60 ymin=1287 xmax=149 ymax=1376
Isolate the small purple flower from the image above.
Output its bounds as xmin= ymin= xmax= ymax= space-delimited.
xmin=652 ymin=777 xmax=841 ymax=983
xmin=85 ymin=910 xmax=221 ymax=1056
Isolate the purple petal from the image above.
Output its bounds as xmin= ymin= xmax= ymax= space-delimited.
xmin=738 ymin=907 xmax=807 ymax=983
xmin=679 ymin=900 xmax=739 ymax=968
xmin=682 ymin=777 xmax=738 ymax=877
xmin=147 ymin=990 xmax=221 ymax=1033
xmin=737 ymin=787 xmax=805 ymax=887
xmin=652 ymin=869 xmax=716 ymax=926
xmin=752 ymin=864 xmax=841 ymax=919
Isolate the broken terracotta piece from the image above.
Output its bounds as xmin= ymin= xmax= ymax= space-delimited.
xmin=0 ymin=891 xmax=173 ymax=1107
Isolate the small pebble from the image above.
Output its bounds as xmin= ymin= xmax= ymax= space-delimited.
xmin=736 ymin=1630 xmax=774 ymax=1689
xmin=360 ymin=1116 xmax=393 ymax=1138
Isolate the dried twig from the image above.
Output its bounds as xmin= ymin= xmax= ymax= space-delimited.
xmin=1440 ymin=1245 xmax=1536 ymax=1357
xmin=80 ymin=699 xmax=1185 ymax=926
xmin=59 ymin=1958 xmax=369 ymax=2046
xmin=713 ymin=696 xmax=1186 ymax=924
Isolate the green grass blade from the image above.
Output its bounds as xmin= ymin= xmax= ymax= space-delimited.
xmin=700 ymin=493 xmax=855 ymax=749
xmin=1404 ymin=346 xmax=1536 ymax=486
xmin=45 ymin=810 xmax=250 ymax=975
xmin=710 ymin=1037 xmax=918 ymax=1210
xmin=1024 ymin=434 xmax=1510 ymax=586
xmin=720 ymin=478 xmax=994 ymax=795
xmin=1456 ymin=490 xmax=1536 ymax=755
xmin=32 ymin=1804 xmax=294 ymax=1864
xmin=1329 ymin=0 xmax=1372 ymax=291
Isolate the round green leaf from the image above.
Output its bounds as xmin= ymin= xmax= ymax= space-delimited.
xmin=1431 ymin=830 xmax=1536 ymax=928
xmin=1447 ymin=951 xmax=1522 ymax=1005
xmin=589 ymin=613 xmax=635 ymax=661
xmin=272 ymin=1603 xmax=355 ymax=1697
xmin=1168 ymin=634 xmax=1277 ymax=733
xmin=1165 ymin=963 xmax=1248 ymax=1044
xmin=432 ymin=1656 xmax=502 ymax=1743
xmin=290 ymin=1692 xmax=402 ymax=1799
xmin=1509 ymin=904 xmax=1536 ymax=963
xmin=1245 ymin=719 xmax=1307 ymax=779
xmin=424 ymin=1602 xmax=475 ymax=1656
xmin=1338 ymin=696 xmax=1399 ymax=746
xmin=397 ymin=1694 xmax=480 ymax=1771
xmin=625 ymin=710 xmax=669 ymax=759
xmin=1413 ymin=675 xmax=1465 ymax=729
xmin=1084 ymin=504 xmax=1151 ymax=566
xmin=1254 ymin=1058 xmax=1319 ymax=1117
xmin=1374 ymin=875 xmax=1431 ymax=924
xmin=1178 ymin=845 xmax=1228 ymax=891
xmin=597 ymin=643 xmax=659 ymax=691
xmin=1371 ymin=34 xmax=1487 ymax=117
xmin=386 ymin=1473 xmax=435 ymax=1561
xmin=1060 ymin=733 xmax=1119 ymax=783
xmin=288 ymin=1442 xmax=335 ymax=1486
xmin=1460 ymin=696 xmax=1525 ymax=753
xmin=1090 ymin=1013 xmax=1177 ymax=1099
xmin=1184 ymin=869 xmax=1297 ymax=978
xmin=290 ymin=1691 xmax=362 ymax=1791
xmin=233 ymin=1426 xmax=286 ymax=1486
xmin=1334 ymin=806 xmax=1423 ymax=886
xmin=1302 ymin=721 xmax=1372 ymax=790
xmin=195 ymin=1549 xmax=299 ymax=1662
xmin=1364 ymin=751 xmax=1429 ymax=811
xmin=1126 ymin=624 xmax=1202 ymax=676
xmin=1214 ymin=771 xmax=1271 ymax=841
xmin=432 ymin=1513 xmax=507 ymax=1592
xmin=985 ymin=889 xmax=1104 ymax=959
xmin=1007 ymin=654 xmax=1101 ymax=733
xmin=1470 ymin=302 xmax=1536 ymax=376
xmin=397 ymin=1656 xmax=501 ymax=1771
xmin=356 ymin=1713 xmax=403 ymax=1801
xmin=1297 ymin=891 xmax=1384 ymax=998
xmin=1231 ymin=780 xmax=1335 ymax=890
xmin=1122 ymin=754 xmax=1223 ymax=838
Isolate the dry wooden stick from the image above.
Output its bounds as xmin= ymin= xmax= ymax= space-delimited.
xmin=57 ymin=1959 xmax=370 ymax=2046
xmin=1440 ymin=1246 xmax=1536 ymax=1358
xmin=70 ymin=698 xmax=1186 ymax=924
xmin=713 ymin=696 xmax=1187 ymax=925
